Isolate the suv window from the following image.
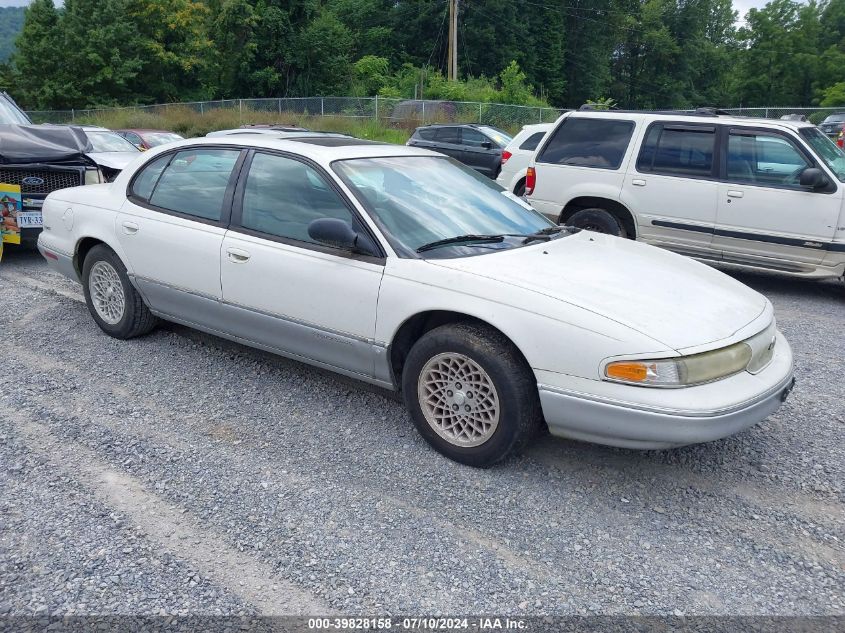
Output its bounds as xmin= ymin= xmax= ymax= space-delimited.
xmin=727 ymin=131 xmax=811 ymax=188
xmin=538 ymin=117 xmax=635 ymax=169
xmin=147 ymin=149 xmax=240 ymax=220
xmin=519 ymin=132 xmax=546 ymax=152
xmin=434 ymin=127 xmax=460 ymax=144
xmin=416 ymin=128 xmax=437 ymax=141
xmin=637 ymin=124 xmax=715 ymax=177
xmin=462 ymin=128 xmax=490 ymax=147
xmin=240 ymin=152 xmax=354 ymax=246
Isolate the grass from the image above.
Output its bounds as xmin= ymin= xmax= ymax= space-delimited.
xmin=77 ymin=105 xmax=415 ymax=144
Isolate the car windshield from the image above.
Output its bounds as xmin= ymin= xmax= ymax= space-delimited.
xmin=143 ymin=132 xmax=183 ymax=147
xmin=0 ymin=94 xmax=31 ymax=125
xmin=823 ymin=114 xmax=845 ymax=123
xmin=479 ymin=126 xmax=512 ymax=147
xmin=87 ymin=131 xmax=141 ymax=153
xmin=333 ymin=155 xmax=556 ymax=257
xmin=800 ymin=127 xmax=845 ymax=182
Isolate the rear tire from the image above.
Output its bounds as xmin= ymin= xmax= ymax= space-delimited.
xmin=82 ymin=244 xmax=158 ymax=339
xmin=565 ymin=207 xmax=627 ymax=238
xmin=401 ymin=322 xmax=542 ymax=467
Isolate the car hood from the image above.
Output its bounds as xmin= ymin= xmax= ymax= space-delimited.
xmin=427 ymin=231 xmax=769 ymax=351
xmin=85 ymin=151 xmax=140 ymax=171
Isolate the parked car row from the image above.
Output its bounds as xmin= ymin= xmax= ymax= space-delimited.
xmin=0 ymin=92 xmax=184 ymax=245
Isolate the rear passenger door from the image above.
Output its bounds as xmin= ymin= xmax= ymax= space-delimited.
xmin=220 ymin=151 xmax=385 ymax=378
xmin=431 ymin=127 xmax=465 ymax=162
xmin=118 ymin=147 xmax=244 ymax=317
xmin=623 ymin=122 xmax=719 ymax=256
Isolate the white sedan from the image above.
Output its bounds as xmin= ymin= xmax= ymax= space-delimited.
xmin=37 ymin=136 xmax=795 ymax=466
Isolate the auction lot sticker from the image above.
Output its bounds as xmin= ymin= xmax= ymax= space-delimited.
xmin=0 ymin=182 xmax=23 ymax=262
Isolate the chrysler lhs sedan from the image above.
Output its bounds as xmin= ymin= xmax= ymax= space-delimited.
xmin=37 ymin=136 xmax=795 ymax=467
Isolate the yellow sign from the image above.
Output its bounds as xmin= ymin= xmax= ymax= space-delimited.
xmin=1 ymin=183 xmax=23 ymax=246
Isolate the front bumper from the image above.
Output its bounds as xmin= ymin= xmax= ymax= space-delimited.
xmin=538 ymin=333 xmax=795 ymax=449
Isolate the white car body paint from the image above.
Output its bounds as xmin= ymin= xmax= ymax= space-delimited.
xmin=38 ymin=136 xmax=795 ymax=450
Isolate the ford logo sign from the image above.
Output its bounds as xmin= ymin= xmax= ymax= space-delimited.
xmin=22 ymin=176 xmax=45 ymax=186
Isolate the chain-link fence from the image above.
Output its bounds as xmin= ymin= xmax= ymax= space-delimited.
xmin=25 ymin=97 xmax=564 ymax=129
xmin=23 ymin=98 xmax=844 ymax=130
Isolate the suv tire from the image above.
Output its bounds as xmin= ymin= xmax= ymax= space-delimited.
xmin=566 ymin=208 xmax=627 ymax=238
xmin=401 ymin=322 xmax=542 ymax=467
xmin=82 ymin=244 xmax=158 ymax=339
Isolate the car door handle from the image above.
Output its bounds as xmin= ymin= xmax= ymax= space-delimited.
xmin=727 ymin=190 xmax=744 ymax=198
xmin=632 ymin=179 xmax=646 ymax=186
xmin=226 ymin=248 xmax=251 ymax=263
xmin=121 ymin=221 xmax=139 ymax=235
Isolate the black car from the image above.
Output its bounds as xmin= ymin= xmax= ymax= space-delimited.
xmin=0 ymin=92 xmax=103 ymax=246
xmin=406 ymin=124 xmax=512 ymax=178
xmin=818 ymin=112 xmax=845 ymax=138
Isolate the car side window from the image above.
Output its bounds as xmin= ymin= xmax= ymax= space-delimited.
xmin=537 ymin=117 xmax=635 ymax=169
xmin=240 ymin=152 xmax=355 ymax=246
xmin=146 ymin=149 xmax=241 ymax=221
xmin=417 ymin=128 xmax=437 ymax=141
xmin=727 ymin=132 xmax=811 ymax=188
xmin=519 ymin=132 xmax=546 ymax=152
xmin=130 ymin=154 xmax=171 ymax=200
xmin=435 ymin=127 xmax=460 ymax=144
xmin=462 ymin=128 xmax=489 ymax=147
xmin=636 ymin=124 xmax=715 ymax=177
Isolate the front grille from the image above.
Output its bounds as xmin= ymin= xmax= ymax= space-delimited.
xmin=0 ymin=167 xmax=85 ymax=194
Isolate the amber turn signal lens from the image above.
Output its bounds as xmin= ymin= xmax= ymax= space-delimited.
xmin=605 ymin=362 xmax=648 ymax=382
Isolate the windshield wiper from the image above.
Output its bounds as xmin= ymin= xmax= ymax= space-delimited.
xmin=521 ymin=226 xmax=565 ymax=244
xmin=416 ymin=234 xmax=505 ymax=253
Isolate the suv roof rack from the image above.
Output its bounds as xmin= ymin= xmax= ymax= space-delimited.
xmin=575 ymin=104 xmax=737 ymax=118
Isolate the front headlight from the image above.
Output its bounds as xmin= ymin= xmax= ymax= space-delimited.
xmin=605 ymin=341 xmax=753 ymax=387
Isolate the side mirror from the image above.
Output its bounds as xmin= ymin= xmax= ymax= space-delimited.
xmin=799 ymin=167 xmax=829 ymax=189
xmin=307 ymin=218 xmax=379 ymax=256
xmin=481 ymin=141 xmax=493 ymax=149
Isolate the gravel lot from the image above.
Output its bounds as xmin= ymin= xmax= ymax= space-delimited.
xmin=0 ymin=247 xmax=843 ymax=618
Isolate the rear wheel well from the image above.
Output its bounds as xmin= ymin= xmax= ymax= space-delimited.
xmin=560 ymin=197 xmax=636 ymax=239
xmin=74 ymin=238 xmax=106 ymax=277
xmin=389 ymin=311 xmax=529 ymax=390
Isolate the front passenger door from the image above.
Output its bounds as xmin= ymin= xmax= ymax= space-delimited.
xmin=460 ymin=128 xmax=500 ymax=177
xmin=220 ymin=151 xmax=386 ymax=378
xmin=714 ymin=129 xmax=840 ymax=266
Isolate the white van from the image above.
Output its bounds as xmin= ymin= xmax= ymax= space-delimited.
xmin=526 ymin=109 xmax=845 ymax=281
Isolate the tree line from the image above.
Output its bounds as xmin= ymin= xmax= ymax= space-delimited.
xmin=2 ymin=0 xmax=845 ymax=111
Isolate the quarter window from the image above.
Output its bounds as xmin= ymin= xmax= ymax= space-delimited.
xmin=240 ymin=152 xmax=355 ymax=246
xmin=727 ymin=132 xmax=811 ymax=188
xmin=537 ymin=117 xmax=635 ymax=169
xmin=637 ymin=124 xmax=715 ymax=177
xmin=146 ymin=149 xmax=240 ymax=221
xmin=130 ymin=154 xmax=170 ymax=200
xmin=519 ymin=132 xmax=546 ymax=152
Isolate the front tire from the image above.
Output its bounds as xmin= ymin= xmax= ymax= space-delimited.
xmin=402 ymin=323 xmax=543 ymax=467
xmin=565 ymin=207 xmax=627 ymax=238
xmin=82 ymin=244 xmax=158 ymax=339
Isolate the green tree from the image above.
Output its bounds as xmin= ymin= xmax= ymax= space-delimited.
xmin=12 ymin=0 xmax=63 ymax=109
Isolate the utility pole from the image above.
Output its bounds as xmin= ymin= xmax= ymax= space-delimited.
xmin=447 ymin=0 xmax=459 ymax=81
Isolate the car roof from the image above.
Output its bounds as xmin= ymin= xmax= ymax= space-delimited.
xmin=117 ymin=128 xmax=181 ymax=134
xmin=162 ymin=135 xmax=437 ymax=162
xmin=563 ymin=109 xmax=817 ymax=132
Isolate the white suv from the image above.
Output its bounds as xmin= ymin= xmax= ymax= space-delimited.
xmin=526 ymin=109 xmax=845 ymax=281
xmin=495 ymin=123 xmax=551 ymax=195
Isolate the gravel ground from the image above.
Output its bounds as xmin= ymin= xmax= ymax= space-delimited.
xmin=0 ymin=247 xmax=842 ymax=617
